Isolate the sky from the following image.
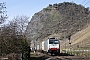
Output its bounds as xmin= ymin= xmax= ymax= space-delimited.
xmin=0 ymin=0 xmax=90 ymax=21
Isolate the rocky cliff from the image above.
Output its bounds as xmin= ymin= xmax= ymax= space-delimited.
xmin=26 ymin=2 xmax=90 ymax=44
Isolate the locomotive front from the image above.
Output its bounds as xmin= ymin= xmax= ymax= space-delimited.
xmin=48 ymin=38 xmax=60 ymax=55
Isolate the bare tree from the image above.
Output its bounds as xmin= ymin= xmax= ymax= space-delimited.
xmin=0 ymin=2 xmax=7 ymax=24
xmin=0 ymin=15 xmax=29 ymax=53
xmin=0 ymin=24 xmax=18 ymax=55
xmin=13 ymin=16 xmax=29 ymax=36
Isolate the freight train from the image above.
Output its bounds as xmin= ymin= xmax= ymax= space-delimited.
xmin=35 ymin=38 xmax=60 ymax=55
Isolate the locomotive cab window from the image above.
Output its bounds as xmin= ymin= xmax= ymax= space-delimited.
xmin=49 ymin=39 xmax=59 ymax=44
xmin=54 ymin=40 xmax=59 ymax=44
xmin=49 ymin=40 xmax=54 ymax=44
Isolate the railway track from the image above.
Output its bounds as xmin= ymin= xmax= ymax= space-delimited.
xmin=30 ymin=52 xmax=90 ymax=60
xmin=45 ymin=55 xmax=90 ymax=60
xmin=35 ymin=52 xmax=90 ymax=60
xmin=46 ymin=56 xmax=88 ymax=60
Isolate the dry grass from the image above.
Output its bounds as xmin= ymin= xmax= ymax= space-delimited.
xmin=60 ymin=25 xmax=90 ymax=57
xmin=61 ymin=25 xmax=90 ymax=49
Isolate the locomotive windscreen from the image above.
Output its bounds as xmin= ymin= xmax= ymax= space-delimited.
xmin=49 ymin=39 xmax=59 ymax=44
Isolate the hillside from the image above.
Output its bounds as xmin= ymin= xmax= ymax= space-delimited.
xmin=60 ymin=25 xmax=90 ymax=50
xmin=71 ymin=25 xmax=90 ymax=49
xmin=26 ymin=2 xmax=90 ymax=46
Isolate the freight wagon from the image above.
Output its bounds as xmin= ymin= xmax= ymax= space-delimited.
xmin=36 ymin=41 xmax=44 ymax=52
xmin=41 ymin=41 xmax=44 ymax=53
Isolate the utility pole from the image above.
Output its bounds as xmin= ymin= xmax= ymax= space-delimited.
xmin=34 ymin=40 xmax=36 ymax=53
xmin=68 ymin=35 xmax=72 ymax=55
xmin=62 ymin=29 xmax=67 ymax=53
xmin=0 ymin=27 xmax=2 ymax=56
xmin=64 ymin=31 xmax=66 ymax=53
